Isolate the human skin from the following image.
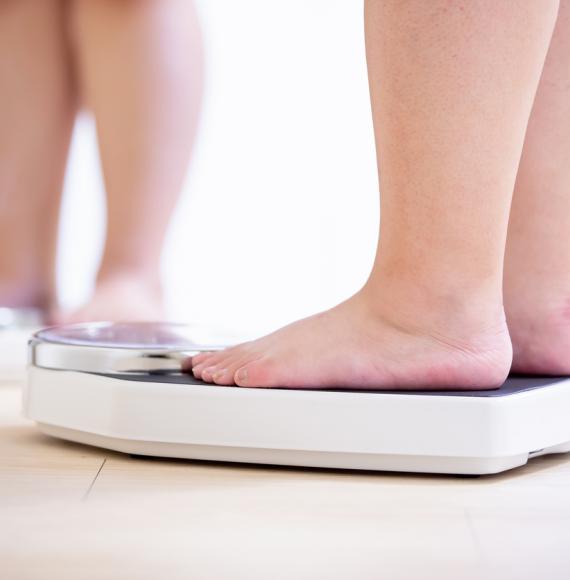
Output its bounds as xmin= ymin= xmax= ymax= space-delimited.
xmin=504 ymin=0 xmax=570 ymax=374
xmin=0 ymin=0 xmax=75 ymax=311
xmin=0 ymin=0 xmax=203 ymax=323
xmin=61 ymin=0 xmax=203 ymax=323
xmin=190 ymin=0 xmax=562 ymax=389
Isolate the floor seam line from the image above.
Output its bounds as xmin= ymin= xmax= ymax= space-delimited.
xmin=82 ymin=457 xmax=107 ymax=502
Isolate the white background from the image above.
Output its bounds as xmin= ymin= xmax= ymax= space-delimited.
xmin=57 ymin=0 xmax=379 ymax=339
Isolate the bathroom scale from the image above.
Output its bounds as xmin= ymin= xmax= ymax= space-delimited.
xmin=0 ymin=307 xmax=44 ymax=383
xmin=24 ymin=322 xmax=570 ymax=475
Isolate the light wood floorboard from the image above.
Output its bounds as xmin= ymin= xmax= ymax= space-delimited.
xmin=1 ymin=383 xmax=569 ymax=580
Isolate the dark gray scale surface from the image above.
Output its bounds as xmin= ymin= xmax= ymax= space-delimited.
xmin=91 ymin=371 xmax=566 ymax=397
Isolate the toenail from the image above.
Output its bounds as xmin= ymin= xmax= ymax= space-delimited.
xmin=212 ymin=369 xmax=226 ymax=380
xmin=236 ymin=367 xmax=248 ymax=384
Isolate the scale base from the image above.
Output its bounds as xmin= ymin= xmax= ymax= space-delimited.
xmin=38 ymin=422 xmax=553 ymax=475
xmin=25 ymin=367 xmax=570 ymax=476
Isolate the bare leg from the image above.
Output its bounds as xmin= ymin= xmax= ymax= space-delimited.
xmin=190 ymin=1 xmax=557 ymax=390
xmin=505 ymin=0 xmax=570 ymax=374
xmin=59 ymin=0 xmax=203 ymax=323
xmin=0 ymin=0 xmax=75 ymax=312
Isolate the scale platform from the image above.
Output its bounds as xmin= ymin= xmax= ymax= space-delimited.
xmin=24 ymin=322 xmax=570 ymax=476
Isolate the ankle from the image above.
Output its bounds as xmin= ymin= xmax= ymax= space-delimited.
xmin=361 ymin=269 xmax=507 ymax=339
xmin=509 ymin=298 xmax=570 ymax=375
xmin=508 ymin=297 xmax=570 ymax=342
xmin=96 ymin=268 xmax=162 ymax=297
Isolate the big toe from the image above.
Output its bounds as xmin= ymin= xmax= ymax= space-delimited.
xmin=234 ymin=358 xmax=283 ymax=388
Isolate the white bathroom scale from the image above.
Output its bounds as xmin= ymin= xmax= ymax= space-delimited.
xmin=24 ymin=322 xmax=570 ymax=475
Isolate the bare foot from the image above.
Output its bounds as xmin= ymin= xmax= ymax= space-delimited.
xmin=53 ymin=274 xmax=164 ymax=325
xmin=187 ymin=287 xmax=512 ymax=390
xmin=508 ymin=297 xmax=570 ymax=375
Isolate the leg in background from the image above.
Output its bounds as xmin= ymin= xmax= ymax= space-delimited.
xmin=190 ymin=1 xmax=558 ymax=389
xmin=0 ymin=0 xmax=76 ymax=313
xmin=60 ymin=0 xmax=203 ymax=323
xmin=505 ymin=0 xmax=570 ymax=374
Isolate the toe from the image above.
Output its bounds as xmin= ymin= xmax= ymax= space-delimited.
xmin=189 ymin=352 xmax=208 ymax=365
xmin=234 ymin=358 xmax=280 ymax=388
xmin=186 ymin=351 xmax=226 ymax=377
xmin=189 ymin=351 xmax=217 ymax=367
xmin=186 ymin=344 xmax=258 ymax=384
xmin=201 ymin=366 xmax=216 ymax=383
xmin=183 ymin=354 xmax=214 ymax=374
xmin=191 ymin=345 xmax=244 ymax=369
xmin=191 ymin=354 xmax=240 ymax=382
xmin=182 ymin=355 xmax=203 ymax=372
xmin=191 ymin=363 xmax=207 ymax=379
xmin=202 ymin=350 xmax=261 ymax=386
xmin=211 ymin=368 xmax=233 ymax=386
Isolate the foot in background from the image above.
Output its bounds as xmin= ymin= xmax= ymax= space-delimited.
xmin=53 ymin=273 xmax=164 ymax=324
xmin=56 ymin=0 xmax=202 ymax=324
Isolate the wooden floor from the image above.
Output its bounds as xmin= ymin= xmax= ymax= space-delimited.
xmin=2 ymin=377 xmax=570 ymax=580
